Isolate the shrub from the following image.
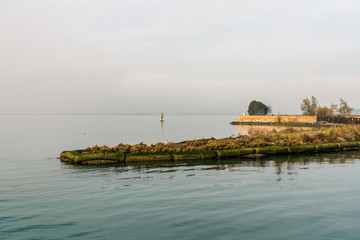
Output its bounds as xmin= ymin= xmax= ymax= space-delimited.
xmin=84 ymin=126 xmax=360 ymax=154
xmin=316 ymin=107 xmax=334 ymax=118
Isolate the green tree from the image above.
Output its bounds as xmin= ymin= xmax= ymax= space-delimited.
xmin=248 ymin=100 xmax=268 ymax=115
xmin=338 ymin=98 xmax=353 ymax=116
xmin=301 ymin=96 xmax=319 ymax=115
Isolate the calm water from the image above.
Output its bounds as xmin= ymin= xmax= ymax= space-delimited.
xmin=1 ymin=114 xmax=360 ymax=240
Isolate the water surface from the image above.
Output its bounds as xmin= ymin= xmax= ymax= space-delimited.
xmin=1 ymin=114 xmax=360 ymax=239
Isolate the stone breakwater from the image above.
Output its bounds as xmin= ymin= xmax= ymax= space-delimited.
xmin=60 ymin=141 xmax=360 ymax=164
xmin=240 ymin=115 xmax=317 ymax=123
xmin=231 ymin=115 xmax=320 ymax=126
xmin=232 ymin=116 xmax=317 ymax=123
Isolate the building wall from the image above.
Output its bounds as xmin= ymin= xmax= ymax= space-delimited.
xmin=236 ymin=115 xmax=317 ymax=123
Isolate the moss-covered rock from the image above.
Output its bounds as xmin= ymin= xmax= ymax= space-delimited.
xmin=172 ymin=151 xmax=216 ymax=160
xmin=60 ymin=151 xmax=81 ymax=162
xmin=201 ymin=151 xmax=217 ymax=159
xmin=315 ymin=143 xmax=339 ymax=152
xmin=78 ymin=152 xmax=125 ymax=161
xmin=81 ymin=160 xmax=120 ymax=165
xmin=287 ymin=145 xmax=316 ymax=154
xmin=60 ymin=151 xmax=125 ymax=164
xmin=126 ymin=153 xmax=172 ymax=162
xmin=60 ymin=140 xmax=360 ymax=165
xmin=256 ymin=146 xmax=288 ymax=155
xmin=215 ymin=148 xmax=255 ymax=158
xmin=337 ymin=142 xmax=360 ymax=150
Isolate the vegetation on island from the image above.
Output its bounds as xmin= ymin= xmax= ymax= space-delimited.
xmin=84 ymin=126 xmax=360 ymax=155
xmin=301 ymin=96 xmax=353 ymax=116
xmin=316 ymin=106 xmax=334 ymax=118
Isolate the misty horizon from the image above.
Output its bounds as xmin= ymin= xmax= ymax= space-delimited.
xmin=1 ymin=0 xmax=359 ymax=115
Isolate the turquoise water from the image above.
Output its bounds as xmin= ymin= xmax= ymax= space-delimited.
xmin=1 ymin=114 xmax=360 ymax=239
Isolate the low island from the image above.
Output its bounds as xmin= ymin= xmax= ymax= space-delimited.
xmin=60 ymin=125 xmax=360 ymax=164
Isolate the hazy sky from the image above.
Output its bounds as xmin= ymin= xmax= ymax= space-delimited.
xmin=1 ymin=0 xmax=359 ymax=114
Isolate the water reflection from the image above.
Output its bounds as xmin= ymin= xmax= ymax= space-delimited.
xmin=62 ymin=150 xmax=360 ymax=179
xmin=160 ymin=120 xmax=164 ymax=133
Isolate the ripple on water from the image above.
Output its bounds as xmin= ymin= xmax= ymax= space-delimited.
xmin=3 ymin=151 xmax=360 ymax=239
xmin=2 ymin=222 xmax=76 ymax=234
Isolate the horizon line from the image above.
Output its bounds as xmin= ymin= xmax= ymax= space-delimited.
xmin=0 ymin=112 xmax=241 ymax=116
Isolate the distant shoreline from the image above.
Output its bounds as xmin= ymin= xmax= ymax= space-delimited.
xmin=230 ymin=121 xmax=333 ymax=127
xmin=0 ymin=113 xmax=238 ymax=116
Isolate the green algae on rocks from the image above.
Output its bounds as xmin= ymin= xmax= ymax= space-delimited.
xmin=60 ymin=142 xmax=360 ymax=165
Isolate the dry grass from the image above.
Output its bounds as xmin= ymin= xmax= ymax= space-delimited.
xmin=84 ymin=126 xmax=360 ymax=154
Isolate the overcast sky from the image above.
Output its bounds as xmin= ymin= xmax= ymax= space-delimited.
xmin=1 ymin=0 xmax=359 ymax=114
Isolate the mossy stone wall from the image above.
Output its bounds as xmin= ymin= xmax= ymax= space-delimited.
xmin=60 ymin=141 xmax=360 ymax=164
xmin=126 ymin=153 xmax=172 ymax=162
